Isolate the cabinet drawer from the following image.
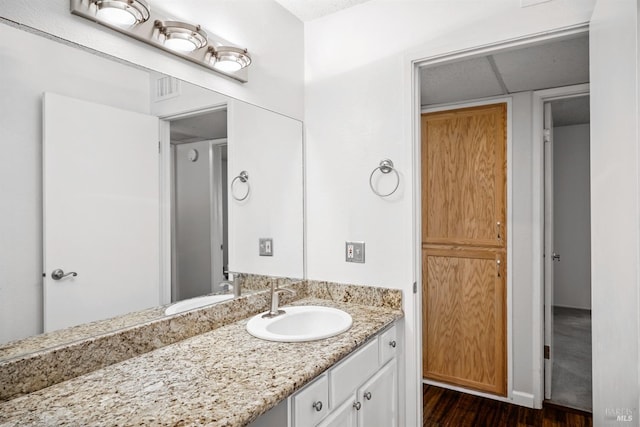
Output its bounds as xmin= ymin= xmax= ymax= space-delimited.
xmin=293 ymin=374 xmax=329 ymax=426
xmin=379 ymin=324 xmax=398 ymax=365
xmin=329 ymin=338 xmax=378 ymax=408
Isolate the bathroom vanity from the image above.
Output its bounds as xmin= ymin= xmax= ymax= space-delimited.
xmin=0 ymin=281 xmax=402 ymax=426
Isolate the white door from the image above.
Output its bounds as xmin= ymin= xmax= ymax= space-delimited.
xmin=543 ymin=102 xmax=554 ymax=400
xmin=357 ymin=360 xmax=397 ymax=427
xmin=589 ymin=0 xmax=639 ymax=422
xmin=43 ymin=92 xmax=160 ymax=332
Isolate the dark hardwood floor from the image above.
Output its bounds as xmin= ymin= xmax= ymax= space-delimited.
xmin=423 ymin=384 xmax=592 ymax=427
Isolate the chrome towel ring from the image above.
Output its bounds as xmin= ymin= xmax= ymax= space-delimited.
xmin=369 ymin=159 xmax=399 ymax=197
xmin=231 ymin=170 xmax=250 ymax=201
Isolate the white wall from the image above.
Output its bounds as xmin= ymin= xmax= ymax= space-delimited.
xmin=553 ymin=124 xmax=591 ymax=310
xmin=589 ymin=0 xmax=639 ymax=424
xmin=304 ymin=0 xmax=595 ymax=423
xmin=0 ymin=0 xmax=304 ymax=120
xmin=228 ymin=100 xmax=304 ymax=279
xmin=0 ymin=24 xmax=151 ymax=344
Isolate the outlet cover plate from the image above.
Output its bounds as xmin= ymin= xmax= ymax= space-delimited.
xmin=345 ymin=241 xmax=365 ymax=263
xmin=259 ymin=238 xmax=273 ymax=256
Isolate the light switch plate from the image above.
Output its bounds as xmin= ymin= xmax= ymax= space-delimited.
xmin=345 ymin=241 xmax=365 ymax=263
xmin=259 ymin=238 xmax=273 ymax=256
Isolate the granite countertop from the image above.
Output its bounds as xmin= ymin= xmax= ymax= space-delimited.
xmin=0 ymin=298 xmax=403 ymax=427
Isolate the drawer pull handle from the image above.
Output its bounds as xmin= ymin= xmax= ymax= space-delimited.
xmin=389 ymin=340 xmax=396 ymax=348
xmin=353 ymin=401 xmax=362 ymax=411
xmin=364 ymin=391 xmax=372 ymax=400
xmin=312 ymin=401 xmax=323 ymax=412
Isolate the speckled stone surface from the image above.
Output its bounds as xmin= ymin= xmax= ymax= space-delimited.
xmin=0 ymin=298 xmax=402 ymax=427
xmin=306 ymin=280 xmax=403 ymax=309
xmin=0 ymin=305 xmax=166 ymax=362
xmin=0 ymin=274 xmax=297 ymax=363
xmin=0 ymin=283 xmax=302 ymax=402
xmin=0 ymin=279 xmax=402 ymax=404
xmin=236 ymin=274 xmax=303 ymax=292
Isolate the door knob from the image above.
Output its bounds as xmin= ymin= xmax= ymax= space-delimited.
xmin=552 ymin=253 xmax=561 ymax=261
xmin=51 ymin=269 xmax=77 ymax=280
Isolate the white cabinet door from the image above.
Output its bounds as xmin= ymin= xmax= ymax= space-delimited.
xmin=292 ymin=374 xmax=329 ymax=426
xmin=357 ymin=360 xmax=397 ymax=427
xmin=316 ymin=398 xmax=356 ymax=427
xmin=329 ymin=338 xmax=378 ymax=408
xmin=43 ymin=92 xmax=160 ymax=332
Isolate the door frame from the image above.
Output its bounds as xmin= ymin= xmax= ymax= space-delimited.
xmin=406 ymin=23 xmax=591 ymax=421
xmin=533 ymin=84 xmax=590 ymax=402
xmin=158 ymin=104 xmax=228 ymax=305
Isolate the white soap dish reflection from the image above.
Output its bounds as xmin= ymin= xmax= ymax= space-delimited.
xmin=164 ymin=294 xmax=234 ymax=315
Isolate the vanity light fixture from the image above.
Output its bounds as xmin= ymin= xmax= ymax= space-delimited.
xmin=93 ymin=0 xmax=150 ymax=26
xmin=155 ymin=20 xmax=208 ymax=52
xmin=70 ymin=0 xmax=251 ymax=82
xmin=207 ymin=46 xmax=252 ymax=72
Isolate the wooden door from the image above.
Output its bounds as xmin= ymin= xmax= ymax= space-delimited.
xmin=421 ymin=103 xmax=507 ymax=396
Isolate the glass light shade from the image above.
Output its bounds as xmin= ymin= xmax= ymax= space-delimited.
xmin=96 ymin=7 xmax=137 ymax=25
xmin=93 ymin=0 xmax=150 ymax=26
xmin=214 ymin=59 xmax=243 ymax=73
xmin=164 ymin=37 xmax=198 ymax=52
xmin=211 ymin=47 xmax=251 ymax=73
xmin=157 ymin=21 xmax=208 ymax=53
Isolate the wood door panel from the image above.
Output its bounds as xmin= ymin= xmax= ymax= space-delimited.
xmin=421 ymin=104 xmax=506 ymax=247
xmin=422 ymin=249 xmax=506 ymax=396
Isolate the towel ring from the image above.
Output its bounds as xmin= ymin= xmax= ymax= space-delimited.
xmin=231 ymin=170 xmax=250 ymax=201
xmin=369 ymin=159 xmax=399 ymax=197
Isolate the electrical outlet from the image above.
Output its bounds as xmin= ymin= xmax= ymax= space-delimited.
xmin=345 ymin=241 xmax=365 ymax=263
xmin=259 ymin=238 xmax=273 ymax=256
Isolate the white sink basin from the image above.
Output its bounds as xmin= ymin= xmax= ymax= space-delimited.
xmin=246 ymin=305 xmax=353 ymax=342
xmin=164 ymin=294 xmax=234 ymax=315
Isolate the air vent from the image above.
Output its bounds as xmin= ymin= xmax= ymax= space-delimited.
xmin=152 ymin=75 xmax=181 ymax=102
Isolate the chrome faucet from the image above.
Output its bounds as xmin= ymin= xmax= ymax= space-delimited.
xmin=263 ymin=281 xmax=295 ymax=318
xmin=223 ymin=271 xmax=241 ymax=297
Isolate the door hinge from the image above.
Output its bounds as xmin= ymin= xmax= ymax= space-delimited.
xmin=543 ymin=129 xmax=551 ymax=143
xmin=158 ymin=141 xmax=161 ymax=153
xmin=544 ymin=345 xmax=550 ymax=359
xmin=413 ymin=282 xmax=417 ymax=294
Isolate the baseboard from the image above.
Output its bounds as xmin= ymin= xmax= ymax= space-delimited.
xmin=512 ymin=391 xmax=536 ymax=408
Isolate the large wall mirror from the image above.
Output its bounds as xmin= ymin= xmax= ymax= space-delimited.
xmin=0 ymin=21 xmax=304 ymax=359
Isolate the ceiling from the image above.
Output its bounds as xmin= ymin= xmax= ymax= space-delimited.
xmin=420 ymin=35 xmax=590 ymax=125
xmin=170 ymin=110 xmax=227 ymax=144
xmin=273 ymin=0 xmax=374 ymax=21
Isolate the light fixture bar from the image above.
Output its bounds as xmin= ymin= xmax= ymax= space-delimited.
xmin=70 ymin=0 xmax=250 ymax=83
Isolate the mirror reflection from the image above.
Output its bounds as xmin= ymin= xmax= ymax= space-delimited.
xmin=0 ymin=21 xmax=303 ymax=359
xmin=170 ymin=109 xmax=229 ymax=301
